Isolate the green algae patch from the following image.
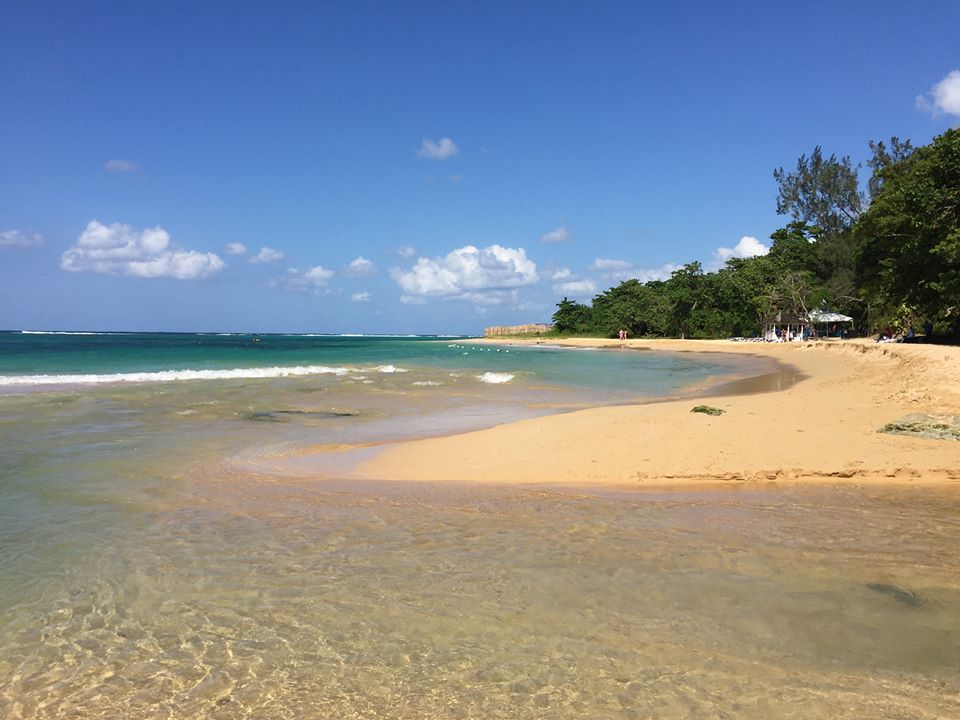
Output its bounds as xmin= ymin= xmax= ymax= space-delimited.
xmin=691 ymin=405 xmax=726 ymax=416
xmin=878 ymin=414 xmax=960 ymax=441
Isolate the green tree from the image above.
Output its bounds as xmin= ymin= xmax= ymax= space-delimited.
xmin=551 ymin=297 xmax=594 ymax=334
xmin=867 ymin=136 xmax=914 ymax=202
xmin=768 ymin=221 xmax=818 ymax=272
xmin=721 ymin=255 xmax=779 ymax=333
xmin=774 ymin=146 xmax=862 ymax=237
xmin=592 ymin=279 xmax=673 ymax=337
xmin=854 ymin=128 xmax=960 ymax=326
xmin=665 ymin=262 xmax=708 ymax=338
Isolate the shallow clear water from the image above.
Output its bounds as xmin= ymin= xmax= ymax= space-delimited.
xmin=2 ymin=334 xmax=956 ymax=717
xmin=2 ymin=478 xmax=958 ymax=719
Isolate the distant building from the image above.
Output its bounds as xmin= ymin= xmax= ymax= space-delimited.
xmin=483 ymin=323 xmax=552 ymax=337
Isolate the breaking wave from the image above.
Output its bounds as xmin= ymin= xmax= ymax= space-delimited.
xmin=477 ymin=372 xmax=515 ymax=384
xmin=0 ymin=364 xmax=414 ymax=387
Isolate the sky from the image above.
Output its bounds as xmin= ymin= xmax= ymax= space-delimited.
xmin=2 ymin=1 xmax=959 ymax=334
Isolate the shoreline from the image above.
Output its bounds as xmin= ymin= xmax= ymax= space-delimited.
xmin=347 ymin=337 xmax=960 ymax=489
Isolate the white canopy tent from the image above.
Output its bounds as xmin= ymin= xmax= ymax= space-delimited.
xmin=808 ymin=309 xmax=853 ymax=324
xmin=808 ymin=309 xmax=853 ymax=338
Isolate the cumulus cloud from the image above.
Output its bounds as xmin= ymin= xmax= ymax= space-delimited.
xmin=0 ymin=229 xmax=44 ymax=247
xmin=60 ymin=220 xmax=224 ymax=279
xmin=590 ymin=257 xmax=633 ymax=272
xmin=351 ymin=291 xmax=372 ymax=303
xmin=343 ymin=256 xmax=376 ymax=276
xmin=250 ymin=246 xmax=284 ymax=264
xmin=417 ymin=137 xmax=459 ymax=160
xmin=391 ymin=244 xmax=538 ymax=304
xmin=396 ymin=245 xmax=417 ymax=259
xmin=625 ymin=263 xmax=679 ymax=283
xmin=285 ymin=265 xmax=335 ymax=293
xmin=551 ymin=268 xmax=573 ymax=281
xmin=225 ymin=242 xmax=247 ymax=255
xmin=541 ymin=226 xmax=571 ymax=243
xmin=554 ymin=279 xmax=597 ymax=297
xmin=713 ymin=235 xmax=769 ymax=266
xmin=104 ymin=159 xmax=138 ymax=172
xmin=916 ymin=70 xmax=960 ymax=120
xmin=458 ymin=290 xmax=520 ymax=306
xmin=590 ymin=257 xmax=679 ymax=283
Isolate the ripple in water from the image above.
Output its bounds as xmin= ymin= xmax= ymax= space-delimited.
xmin=2 ymin=480 xmax=959 ymax=719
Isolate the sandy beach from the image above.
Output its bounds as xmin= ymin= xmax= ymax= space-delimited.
xmin=355 ymin=338 xmax=960 ymax=487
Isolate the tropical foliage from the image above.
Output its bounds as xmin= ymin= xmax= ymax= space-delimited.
xmin=553 ymin=129 xmax=960 ymax=338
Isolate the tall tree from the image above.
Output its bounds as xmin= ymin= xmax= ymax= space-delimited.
xmin=854 ymin=128 xmax=960 ymax=325
xmin=773 ymin=146 xmax=863 ymax=237
xmin=867 ymin=136 xmax=914 ymax=202
xmin=591 ymin=279 xmax=669 ymax=337
xmin=552 ymin=297 xmax=594 ymax=334
xmin=665 ymin=262 xmax=707 ymax=338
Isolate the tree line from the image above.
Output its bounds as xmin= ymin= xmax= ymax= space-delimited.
xmin=553 ymin=129 xmax=959 ymax=338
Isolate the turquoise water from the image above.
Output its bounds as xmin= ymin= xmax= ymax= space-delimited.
xmin=0 ymin=331 xmax=743 ymax=395
xmin=2 ymin=332 xmax=957 ymax=718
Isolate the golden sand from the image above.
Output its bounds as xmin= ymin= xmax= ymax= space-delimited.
xmin=354 ymin=338 xmax=960 ymax=487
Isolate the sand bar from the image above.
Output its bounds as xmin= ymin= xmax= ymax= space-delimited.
xmin=354 ymin=338 xmax=960 ymax=487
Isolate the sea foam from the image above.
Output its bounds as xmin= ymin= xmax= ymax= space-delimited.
xmin=374 ymin=365 xmax=407 ymax=373
xmin=477 ymin=372 xmax=515 ymax=384
xmin=0 ymin=365 xmax=356 ymax=387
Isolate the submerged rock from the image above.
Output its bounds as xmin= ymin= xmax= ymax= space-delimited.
xmin=878 ymin=414 xmax=960 ymax=441
xmin=242 ymin=409 xmax=358 ymax=422
xmin=865 ymin=582 xmax=924 ymax=608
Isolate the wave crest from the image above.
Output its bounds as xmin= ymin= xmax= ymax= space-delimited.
xmin=477 ymin=372 xmax=515 ymax=384
xmin=0 ymin=365 xmax=356 ymax=387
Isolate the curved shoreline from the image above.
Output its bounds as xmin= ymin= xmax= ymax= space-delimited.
xmin=350 ymin=338 xmax=960 ymax=488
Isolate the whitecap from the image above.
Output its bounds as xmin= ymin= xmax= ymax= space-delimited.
xmin=476 ymin=372 xmax=515 ymax=384
xmin=373 ymin=365 xmax=407 ymax=373
xmin=0 ymin=364 xmax=354 ymax=387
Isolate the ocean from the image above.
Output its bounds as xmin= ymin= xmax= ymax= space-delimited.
xmin=1 ymin=331 xmax=957 ymax=718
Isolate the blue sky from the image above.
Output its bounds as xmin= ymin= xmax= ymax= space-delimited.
xmin=2 ymin=1 xmax=959 ymax=334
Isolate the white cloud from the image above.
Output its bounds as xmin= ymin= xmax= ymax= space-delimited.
xmin=0 ymin=229 xmax=44 ymax=247
xmin=343 ymin=256 xmax=376 ymax=276
xmin=417 ymin=137 xmax=459 ymax=160
xmin=590 ymin=258 xmax=680 ymax=283
xmin=351 ymin=291 xmax=372 ymax=303
xmin=713 ymin=235 xmax=769 ymax=265
xmin=250 ymin=246 xmax=284 ymax=264
xmin=916 ymin=70 xmax=960 ymax=120
xmin=104 ymin=159 xmax=138 ymax=172
xmin=541 ymin=226 xmax=571 ymax=243
xmin=458 ymin=290 xmax=519 ymax=306
xmin=623 ymin=263 xmax=679 ymax=283
xmin=590 ymin=257 xmax=633 ymax=271
xmin=553 ymin=279 xmax=596 ymax=297
xmin=285 ymin=265 xmax=335 ymax=293
xmin=551 ymin=268 xmax=573 ymax=281
xmin=396 ymin=245 xmax=417 ymax=259
xmin=225 ymin=242 xmax=247 ymax=255
xmin=390 ymin=244 xmax=538 ymax=305
xmin=60 ymin=220 xmax=224 ymax=280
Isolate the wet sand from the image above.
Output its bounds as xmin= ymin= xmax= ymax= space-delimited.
xmin=354 ymin=338 xmax=960 ymax=487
